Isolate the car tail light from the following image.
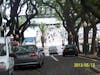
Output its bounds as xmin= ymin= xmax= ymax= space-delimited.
xmin=30 ymin=52 xmax=38 ymax=56
xmin=0 ymin=62 xmax=6 ymax=70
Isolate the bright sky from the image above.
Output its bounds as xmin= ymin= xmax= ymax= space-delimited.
xmin=4 ymin=3 xmax=27 ymax=16
xmin=24 ymin=27 xmax=36 ymax=37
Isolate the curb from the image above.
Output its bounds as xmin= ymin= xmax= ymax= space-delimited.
xmin=90 ymin=66 xmax=100 ymax=73
xmin=79 ymin=54 xmax=100 ymax=60
xmin=79 ymin=54 xmax=100 ymax=73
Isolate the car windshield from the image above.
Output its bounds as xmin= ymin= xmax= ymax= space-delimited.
xmin=0 ymin=44 xmax=6 ymax=56
xmin=49 ymin=46 xmax=57 ymax=50
xmin=12 ymin=45 xmax=37 ymax=53
xmin=66 ymin=45 xmax=76 ymax=48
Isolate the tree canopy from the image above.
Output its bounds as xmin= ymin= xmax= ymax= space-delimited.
xmin=2 ymin=0 xmax=38 ymax=42
xmin=1 ymin=0 xmax=100 ymax=52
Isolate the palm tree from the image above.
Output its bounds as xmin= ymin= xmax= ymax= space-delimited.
xmin=39 ymin=23 xmax=47 ymax=48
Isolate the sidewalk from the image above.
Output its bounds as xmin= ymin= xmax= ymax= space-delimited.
xmin=79 ymin=54 xmax=100 ymax=73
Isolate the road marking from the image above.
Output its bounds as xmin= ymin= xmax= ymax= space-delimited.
xmin=85 ymin=68 xmax=92 ymax=72
xmin=50 ymin=55 xmax=59 ymax=61
xmin=79 ymin=56 xmax=98 ymax=62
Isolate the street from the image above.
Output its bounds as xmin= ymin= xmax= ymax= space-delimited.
xmin=14 ymin=55 xmax=100 ymax=75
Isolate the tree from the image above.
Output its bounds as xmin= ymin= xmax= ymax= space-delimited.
xmin=39 ymin=23 xmax=47 ymax=48
xmin=81 ymin=0 xmax=100 ymax=54
xmin=41 ymin=0 xmax=100 ymax=54
xmin=40 ymin=0 xmax=83 ymax=52
xmin=2 ymin=0 xmax=38 ymax=43
xmin=81 ymin=0 xmax=100 ymax=21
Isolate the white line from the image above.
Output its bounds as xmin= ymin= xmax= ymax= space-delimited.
xmin=50 ymin=55 xmax=59 ymax=61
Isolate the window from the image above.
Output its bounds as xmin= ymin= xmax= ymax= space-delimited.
xmin=0 ymin=44 xmax=6 ymax=56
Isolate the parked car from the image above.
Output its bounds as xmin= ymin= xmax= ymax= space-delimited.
xmin=49 ymin=46 xmax=58 ymax=55
xmin=63 ymin=44 xmax=78 ymax=56
xmin=12 ymin=45 xmax=44 ymax=68
xmin=0 ymin=37 xmax=14 ymax=75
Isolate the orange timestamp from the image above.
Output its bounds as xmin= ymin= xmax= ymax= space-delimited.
xmin=74 ymin=63 xmax=95 ymax=68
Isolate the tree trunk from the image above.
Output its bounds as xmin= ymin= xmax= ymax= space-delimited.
xmin=41 ymin=36 xmax=44 ymax=48
xmin=83 ymin=27 xmax=89 ymax=54
xmin=68 ymin=31 xmax=73 ymax=44
xmin=90 ymin=25 xmax=97 ymax=54
xmin=74 ymin=33 xmax=80 ymax=53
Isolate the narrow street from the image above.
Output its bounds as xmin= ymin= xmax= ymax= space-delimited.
xmin=14 ymin=55 xmax=100 ymax=75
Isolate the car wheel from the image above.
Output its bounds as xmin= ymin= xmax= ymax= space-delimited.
xmin=37 ymin=63 xmax=42 ymax=68
xmin=11 ymin=72 xmax=14 ymax=75
xmin=7 ymin=70 xmax=14 ymax=75
xmin=42 ymin=60 xmax=44 ymax=65
xmin=7 ymin=71 xmax=10 ymax=75
xmin=63 ymin=52 xmax=66 ymax=57
xmin=14 ymin=66 xmax=18 ymax=70
xmin=37 ymin=61 xmax=44 ymax=68
xmin=75 ymin=54 xmax=78 ymax=56
xmin=63 ymin=54 xmax=65 ymax=57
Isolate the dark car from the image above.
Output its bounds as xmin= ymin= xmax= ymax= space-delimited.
xmin=63 ymin=44 xmax=78 ymax=56
xmin=12 ymin=45 xmax=44 ymax=68
xmin=49 ymin=46 xmax=58 ymax=55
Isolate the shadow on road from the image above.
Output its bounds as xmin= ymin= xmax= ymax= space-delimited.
xmin=14 ymin=65 xmax=41 ymax=71
xmin=62 ymin=55 xmax=78 ymax=57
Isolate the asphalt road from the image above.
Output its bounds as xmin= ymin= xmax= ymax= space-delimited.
xmin=14 ymin=55 xmax=100 ymax=75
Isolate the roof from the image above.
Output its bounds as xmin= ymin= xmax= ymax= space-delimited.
xmin=31 ymin=18 xmax=61 ymax=24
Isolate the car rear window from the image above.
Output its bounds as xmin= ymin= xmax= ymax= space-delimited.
xmin=12 ymin=45 xmax=37 ymax=53
xmin=49 ymin=46 xmax=57 ymax=50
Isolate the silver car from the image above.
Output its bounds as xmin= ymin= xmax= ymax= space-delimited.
xmin=12 ymin=45 xmax=44 ymax=68
xmin=49 ymin=46 xmax=58 ymax=55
